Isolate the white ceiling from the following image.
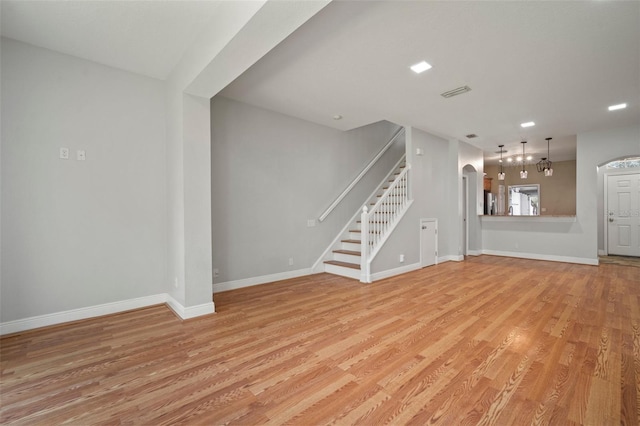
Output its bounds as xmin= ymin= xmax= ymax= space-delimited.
xmin=2 ymin=1 xmax=638 ymax=164
xmin=0 ymin=0 xmax=221 ymax=80
xmin=220 ymin=1 xmax=640 ymax=164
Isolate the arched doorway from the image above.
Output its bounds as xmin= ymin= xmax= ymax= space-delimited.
xmin=462 ymin=164 xmax=479 ymax=257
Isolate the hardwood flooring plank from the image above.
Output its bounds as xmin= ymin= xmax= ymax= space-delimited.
xmin=2 ymin=256 xmax=639 ymax=424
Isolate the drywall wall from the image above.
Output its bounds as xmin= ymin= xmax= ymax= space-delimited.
xmin=0 ymin=39 xmax=167 ymax=322
xmin=482 ymin=124 xmax=640 ymax=263
xmin=210 ymin=96 xmax=403 ymax=284
xmin=165 ymin=2 xmax=325 ymax=310
xmin=485 ymin=160 xmax=577 ymax=216
xmin=370 ymin=127 xmax=453 ymax=273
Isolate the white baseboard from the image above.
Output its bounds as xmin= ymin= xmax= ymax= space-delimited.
xmin=0 ymin=293 xmax=166 ymax=336
xmin=166 ymin=295 xmax=215 ymax=320
xmin=482 ymin=249 xmax=598 ymax=266
xmin=467 ymin=250 xmax=482 ymax=256
xmin=0 ymin=292 xmax=219 ymax=336
xmin=213 ymin=268 xmax=313 ymax=293
xmin=598 ymin=249 xmax=606 ymax=256
xmin=438 ymin=255 xmax=464 ymax=263
xmin=371 ymin=262 xmax=421 ymax=281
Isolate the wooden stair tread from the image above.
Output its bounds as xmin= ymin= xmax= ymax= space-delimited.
xmin=333 ymin=249 xmax=360 ymax=256
xmin=341 ymin=239 xmax=361 ymax=244
xmin=324 ymin=260 xmax=360 ymax=270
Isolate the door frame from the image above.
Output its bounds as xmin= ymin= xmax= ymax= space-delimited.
xmin=603 ymin=169 xmax=640 ymax=255
xmin=462 ymin=175 xmax=469 ymax=256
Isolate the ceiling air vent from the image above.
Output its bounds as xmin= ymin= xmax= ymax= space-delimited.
xmin=466 ymin=134 xmax=478 ymax=139
xmin=441 ymin=85 xmax=472 ymax=98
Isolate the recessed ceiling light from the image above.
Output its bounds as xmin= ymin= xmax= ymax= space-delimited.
xmin=333 ymin=115 xmax=343 ymax=120
xmin=507 ymin=158 xmax=513 ymax=163
xmin=608 ymin=103 xmax=627 ymax=111
xmin=516 ymin=156 xmax=523 ymax=162
xmin=410 ymin=61 xmax=432 ymax=74
xmin=526 ymin=155 xmax=533 ymax=161
xmin=520 ymin=121 xmax=535 ymax=128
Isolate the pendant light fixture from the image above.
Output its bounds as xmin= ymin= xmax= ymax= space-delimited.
xmin=544 ymin=137 xmax=553 ymax=176
xmin=498 ymin=144 xmax=505 ymax=180
xmin=520 ymin=141 xmax=528 ymax=179
xmin=536 ymin=137 xmax=553 ymax=176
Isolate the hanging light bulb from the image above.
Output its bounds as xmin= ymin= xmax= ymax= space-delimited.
xmin=520 ymin=141 xmax=528 ymax=179
xmin=498 ymin=144 xmax=505 ymax=180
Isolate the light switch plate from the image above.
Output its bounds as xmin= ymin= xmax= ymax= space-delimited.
xmin=77 ymin=150 xmax=86 ymax=161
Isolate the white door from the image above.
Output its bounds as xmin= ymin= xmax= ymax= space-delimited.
xmin=421 ymin=219 xmax=437 ymax=267
xmin=607 ymin=173 xmax=640 ymax=256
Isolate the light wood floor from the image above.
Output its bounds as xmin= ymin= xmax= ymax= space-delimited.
xmin=1 ymin=256 xmax=639 ymax=425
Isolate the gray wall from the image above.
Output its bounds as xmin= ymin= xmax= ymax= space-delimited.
xmin=370 ymin=127 xmax=454 ymax=272
xmin=482 ymin=123 xmax=640 ymax=263
xmin=210 ymin=96 xmax=403 ymax=284
xmin=1 ymin=39 xmax=167 ymax=322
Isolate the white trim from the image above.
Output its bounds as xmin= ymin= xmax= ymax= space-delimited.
xmin=480 ymin=215 xmax=577 ymax=223
xmin=482 ymin=249 xmax=598 ymax=266
xmin=0 ymin=292 xmax=220 ymax=335
xmin=462 ymin=175 xmax=469 ymax=256
xmin=467 ymin=250 xmax=482 ymax=256
xmin=598 ymin=249 xmax=606 ymax=256
xmin=0 ymin=293 xmax=167 ymax=336
xmin=370 ymin=262 xmax=421 ymax=281
xmin=213 ymin=268 xmax=313 ymax=293
xmin=166 ymin=295 xmax=215 ymax=320
xmin=439 ymin=255 xmax=464 ymax=263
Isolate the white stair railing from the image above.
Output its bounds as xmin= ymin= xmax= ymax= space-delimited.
xmin=318 ymin=127 xmax=405 ymax=223
xmin=360 ymin=164 xmax=412 ymax=282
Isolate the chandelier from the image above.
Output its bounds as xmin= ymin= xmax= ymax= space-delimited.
xmin=536 ymin=137 xmax=553 ymax=176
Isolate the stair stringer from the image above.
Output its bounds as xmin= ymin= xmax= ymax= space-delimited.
xmin=360 ymin=199 xmax=414 ymax=283
xmin=312 ymin=155 xmax=407 ymax=275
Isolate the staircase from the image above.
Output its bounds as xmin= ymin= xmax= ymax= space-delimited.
xmin=323 ymin=159 xmax=410 ymax=281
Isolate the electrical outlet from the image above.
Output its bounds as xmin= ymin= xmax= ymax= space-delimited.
xmin=289 ymin=257 xmax=294 ymax=266
xmin=399 ymin=254 xmax=405 ymax=263
xmin=173 ymin=277 xmax=179 ymax=288
xmin=77 ymin=150 xmax=86 ymax=161
xmin=307 ymin=219 xmax=316 ymax=227
xmin=213 ymin=268 xmax=219 ymax=278
xmin=59 ymin=147 xmax=69 ymax=159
